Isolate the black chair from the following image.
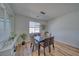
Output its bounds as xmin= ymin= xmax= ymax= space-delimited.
xmin=38 ymin=36 xmax=54 ymax=56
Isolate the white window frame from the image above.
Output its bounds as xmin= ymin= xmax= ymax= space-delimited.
xmin=0 ymin=18 xmax=11 ymax=33
xmin=29 ymin=21 xmax=40 ymax=34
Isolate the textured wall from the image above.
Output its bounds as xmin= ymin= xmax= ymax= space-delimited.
xmin=48 ymin=11 xmax=79 ymax=48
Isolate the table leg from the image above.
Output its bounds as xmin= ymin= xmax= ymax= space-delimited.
xmin=38 ymin=44 xmax=40 ymax=56
xmin=44 ymin=47 xmax=46 ymax=56
xmin=49 ymin=45 xmax=51 ymax=53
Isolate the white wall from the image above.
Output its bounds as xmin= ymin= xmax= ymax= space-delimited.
xmin=15 ymin=15 xmax=28 ymax=35
xmin=48 ymin=11 xmax=79 ymax=48
xmin=15 ymin=15 xmax=48 ymax=38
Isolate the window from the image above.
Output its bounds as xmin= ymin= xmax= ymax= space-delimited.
xmin=0 ymin=18 xmax=4 ymax=33
xmin=29 ymin=21 xmax=40 ymax=33
xmin=0 ymin=4 xmax=11 ymax=42
xmin=5 ymin=19 xmax=11 ymax=34
xmin=0 ymin=18 xmax=11 ymax=36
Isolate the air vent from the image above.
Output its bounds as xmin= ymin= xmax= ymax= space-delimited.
xmin=40 ymin=11 xmax=46 ymax=15
xmin=37 ymin=16 xmax=39 ymax=17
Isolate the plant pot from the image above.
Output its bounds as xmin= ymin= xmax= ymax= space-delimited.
xmin=22 ymin=41 xmax=26 ymax=45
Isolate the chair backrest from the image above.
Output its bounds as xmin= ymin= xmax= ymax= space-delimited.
xmin=30 ymin=33 xmax=41 ymax=45
xmin=40 ymin=36 xmax=54 ymax=47
xmin=40 ymin=38 xmax=49 ymax=47
xmin=49 ymin=36 xmax=54 ymax=45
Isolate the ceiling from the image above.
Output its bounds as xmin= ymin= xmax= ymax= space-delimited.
xmin=10 ymin=3 xmax=79 ymax=20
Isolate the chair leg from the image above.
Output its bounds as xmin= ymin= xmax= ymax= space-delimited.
xmin=44 ymin=47 xmax=46 ymax=56
xmin=38 ymin=44 xmax=40 ymax=56
xmin=30 ymin=43 xmax=32 ymax=48
xmin=52 ymin=43 xmax=55 ymax=50
xmin=32 ymin=45 xmax=34 ymax=52
xmin=49 ymin=45 xmax=51 ymax=53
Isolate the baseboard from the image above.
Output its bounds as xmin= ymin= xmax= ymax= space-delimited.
xmin=55 ymin=40 xmax=79 ymax=49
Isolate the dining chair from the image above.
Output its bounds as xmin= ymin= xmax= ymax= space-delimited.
xmin=30 ymin=33 xmax=39 ymax=52
xmin=49 ymin=37 xmax=55 ymax=50
xmin=38 ymin=36 xmax=54 ymax=56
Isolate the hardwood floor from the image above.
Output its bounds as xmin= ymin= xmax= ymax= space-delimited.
xmin=16 ymin=41 xmax=79 ymax=56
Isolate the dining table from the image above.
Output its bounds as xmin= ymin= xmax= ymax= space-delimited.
xmin=34 ymin=36 xmax=54 ymax=56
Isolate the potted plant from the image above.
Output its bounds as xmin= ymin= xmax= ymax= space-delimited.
xmin=9 ymin=32 xmax=16 ymax=40
xmin=20 ymin=33 xmax=27 ymax=45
